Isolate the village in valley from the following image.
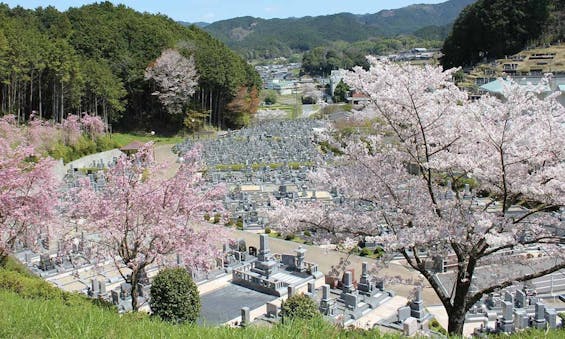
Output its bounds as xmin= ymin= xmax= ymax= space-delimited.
xmin=1 ymin=0 xmax=564 ymax=338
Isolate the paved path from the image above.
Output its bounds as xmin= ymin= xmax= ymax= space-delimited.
xmin=155 ymin=143 xmax=443 ymax=304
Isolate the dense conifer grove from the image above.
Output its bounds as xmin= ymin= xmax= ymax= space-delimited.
xmin=0 ymin=2 xmax=261 ymax=132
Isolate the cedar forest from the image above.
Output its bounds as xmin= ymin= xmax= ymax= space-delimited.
xmin=0 ymin=2 xmax=261 ymax=133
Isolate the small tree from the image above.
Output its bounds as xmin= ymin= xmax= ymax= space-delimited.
xmin=145 ymin=49 xmax=199 ymax=115
xmin=150 ymin=268 xmax=200 ymax=323
xmin=332 ymin=79 xmax=349 ymax=103
xmin=0 ymin=115 xmax=58 ymax=259
xmin=264 ymin=90 xmax=277 ymax=105
xmin=281 ymin=293 xmax=320 ymax=323
xmin=64 ymin=143 xmax=225 ymax=311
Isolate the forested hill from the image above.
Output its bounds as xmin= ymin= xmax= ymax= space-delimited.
xmin=199 ymin=0 xmax=476 ymax=59
xmin=441 ymin=0 xmax=565 ymax=68
xmin=0 ymin=2 xmax=261 ymax=132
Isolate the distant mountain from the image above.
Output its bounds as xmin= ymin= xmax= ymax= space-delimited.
xmin=178 ymin=21 xmax=210 ymax=28
xmin=202 ymin=0 xmax=477 ymax=59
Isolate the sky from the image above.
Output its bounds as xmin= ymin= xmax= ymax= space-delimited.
xmin=1 ymin=0 xmax=448 ymax=23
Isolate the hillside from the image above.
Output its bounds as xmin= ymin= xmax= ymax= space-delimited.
xmin=199 ymin=0 xmax=476 ymax=59
xmin=0 ymin=3 xmax=260 ymax=132
xmin=441 ymin=0 xmax=565 ymax=68
xmin=1 ymin=258 xmax=564 ymax=338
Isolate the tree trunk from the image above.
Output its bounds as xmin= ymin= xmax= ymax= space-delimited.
xmin=130 ymin=268 xmax=139 ymax=312
xmin=38 ymin=73 xmax=42 ymax=119
xmin=60 ymin=81 xmax=64 ymax=122
xmin=447 ymin=305 xmax=466 ymax=335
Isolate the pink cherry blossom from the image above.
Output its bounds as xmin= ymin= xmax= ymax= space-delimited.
xmin=62 ymin=143 xmax=225 ymax=310
xmin=269 ymin=58 xmax=565 ymax=335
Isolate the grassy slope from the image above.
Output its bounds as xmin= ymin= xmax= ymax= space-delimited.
xmin=0 ymin=257 xmax=394 ymax=339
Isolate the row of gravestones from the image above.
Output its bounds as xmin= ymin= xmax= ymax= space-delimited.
xmin=175 ymin=119 xmax=328 ymax=167
xmin=471 ymin=289 xmax=560 ymax=334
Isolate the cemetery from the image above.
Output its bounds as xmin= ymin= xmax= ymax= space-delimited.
xmin=6 ymin=109 xmax=563 ymax=335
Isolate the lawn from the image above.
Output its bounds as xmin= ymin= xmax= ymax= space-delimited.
xmin=109 ymin=133 xmax=186 ymax=147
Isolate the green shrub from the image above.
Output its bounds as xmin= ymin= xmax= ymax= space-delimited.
xmin=281 ymin=293 xmax=320 ymax=322
xmin=303 ymin=230 xmax=311 ymax=237
xmin=429 ymin=318 xmax=447 ymax=335
xmin=359 ymin=248 xmax=372 ymax=257
xmin=0 ymin=269 xmax=63 ymax=300
xmin=149 ymin=268 xmax=200 ymax=324
xmin=373 ymin=247 xmax=385 ymax=258
xmin=264 ymin=227 xmax=271 ymax=234
xmin=285 ymin=234 xmax=295 ymax=241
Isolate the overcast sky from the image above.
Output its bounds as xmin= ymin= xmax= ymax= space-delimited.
xmin=1 ymin=0 xmax=447 ymax=23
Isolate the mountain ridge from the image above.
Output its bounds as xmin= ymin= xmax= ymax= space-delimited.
xmin=188 ymin=0 xmax=477 ymax=59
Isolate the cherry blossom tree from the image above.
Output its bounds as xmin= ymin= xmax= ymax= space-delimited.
xmin=145 ymin=49 xmax=199 ymax=115
xmin=0 ymin=115 xmax=58 ymax=260
xmin=80 ymin=113 xmax=106 ymax=138
xmin=63 ymin=143 xmax=225 ymax=311
xmin=268 ymin=58 xmax=565 ymax=335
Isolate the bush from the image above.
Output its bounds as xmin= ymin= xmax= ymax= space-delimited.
xmin=264 ymin=227 xmax=271 ymax=234
xmin=285 ymin=234 xmax=296 ymax=241
xmin=359 ymin=248 xmax=372 ymax=257
xmin=429 ymin=318 xmax=447 ymax=335
xmin=303 ymin=230 xmax=311 ymax=237
xmin=281 ymin=293 xmax=320 ymax=322
xmin=373 ymin=247 xmax=384 ymax=258
xmin=149 ymin=268 xmax=200 ymax=324
xmin=264 ymin=90 xmax=277 ymax=105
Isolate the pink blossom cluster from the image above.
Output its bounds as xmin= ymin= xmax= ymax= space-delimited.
xmin=61 ymin=143 xmax=225 ymax=309
xmin=267 ymin=58 xmax=565 ymax=333
xmin=0 ymin=115 xmax=59 ymax=257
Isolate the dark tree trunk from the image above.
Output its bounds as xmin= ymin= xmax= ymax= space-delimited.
xmin=448 ymin=305 xmax=466 ymax=335
xmin=130 ymin=268 xmax=139 ymax=312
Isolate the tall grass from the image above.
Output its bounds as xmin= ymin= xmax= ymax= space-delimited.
xmin=1 ymin=257 xmax=563 ymax=338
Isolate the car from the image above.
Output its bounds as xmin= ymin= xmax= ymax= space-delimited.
xmin=559 ymin=294 xmax=565 ymax=302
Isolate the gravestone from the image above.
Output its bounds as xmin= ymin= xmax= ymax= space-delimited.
xmin=514 ymin=309 xmax=528 ymax=329
xmin=287 ymin=286 xmax=296 ymax=297
xmin=241 ymin=307 xmax=250 ymax=327
xmin=410 ymin=286 xmax=425 ymax=320
xmin=545 ymin=308 xmax=557 ymax=329
xmin=111 ymin=290 xmax=119 ymax=305
xmin=266 ymin=302 xmax=279 ymax=318
xmin=295 ymin=246 xmax=306 ymax=272
xmin=307 ymin=281 xmax=315 ymax=295
xmin=343 ymin=293 xmax=358 ymax=310
xmin=319 ymin=284 xmax=333 ymax=315
xmin=91 ymin=279 xmax=99 ymax=295
xmin=99 ymin=280 xmax=107 ymax=294
xmin=534 ymin=302 xmax=546 ymax=329
xmin=358 ymin=262 xmax=375 ymax=296
xmin=500 ymin=301 xmax=514 ymax=333
xmin=398 ymin=306 xmax=411 ymax=322
xmin=504 ymin=291 xmax=514 ymax=304
xmin=342 ymin=271 xmax=354 ymax=294
xmin=515 ymin=289 xmax=526 ymax=308
xmin=403 ymin=317 xmax=419 ymax=336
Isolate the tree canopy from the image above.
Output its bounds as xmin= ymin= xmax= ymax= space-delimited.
xmin=441 ymin=0 xmax=558 ymax=68
xmin=269 ymin=58 xmax=565 ymax=335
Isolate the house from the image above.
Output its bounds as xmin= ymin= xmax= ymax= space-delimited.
xmin=480 ymin=76 xmax=565 ymax=107
xmin=347 ymin=92 xmax=371 ymax=106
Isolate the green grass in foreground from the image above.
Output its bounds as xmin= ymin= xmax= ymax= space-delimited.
xmin=1 ymin=256 xmax=563 ymax=338
xmin=0 ymin=257 xmax=394 ymax=339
